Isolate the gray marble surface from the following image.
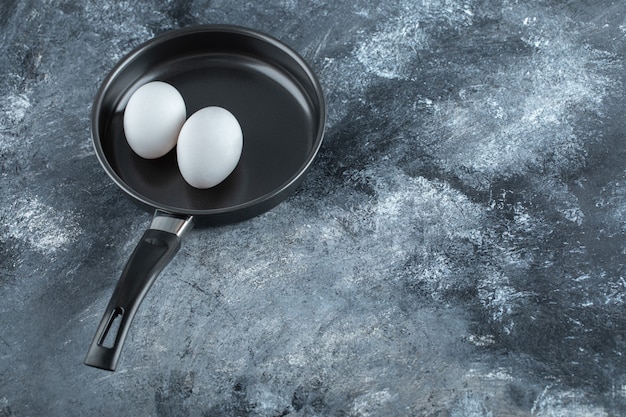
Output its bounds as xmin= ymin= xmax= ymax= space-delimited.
xmin=1 ymin=1 xmax=626 ymax=416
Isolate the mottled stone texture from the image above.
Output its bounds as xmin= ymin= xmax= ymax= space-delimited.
xmin=1 ymin=1 xmax=625 ymax=416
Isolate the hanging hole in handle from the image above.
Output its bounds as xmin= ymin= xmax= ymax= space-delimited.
xmin=99 ymin=307 xmax=124 ymax=349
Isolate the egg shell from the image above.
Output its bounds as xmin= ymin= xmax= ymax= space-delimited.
xmin=176 ymin=106 xmax=243 ymax=189
xmin=123 ymin=81 xmax=186 ymax=159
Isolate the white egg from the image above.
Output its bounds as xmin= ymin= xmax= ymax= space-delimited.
xmin=123 ymin=81 xmax=186 ymax=159
xmin=176 ymin=106 xmax=243 ymax=189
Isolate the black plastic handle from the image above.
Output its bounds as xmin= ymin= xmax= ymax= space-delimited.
xmin=84 ymin=228 xmax=182 ymax=371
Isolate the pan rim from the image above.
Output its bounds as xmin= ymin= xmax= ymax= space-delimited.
xmin=90 ymin=24 xmax=325 ymax=219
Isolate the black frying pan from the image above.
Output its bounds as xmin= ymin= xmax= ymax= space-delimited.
xmin=84 ymin=25 xmax=325 ymax=371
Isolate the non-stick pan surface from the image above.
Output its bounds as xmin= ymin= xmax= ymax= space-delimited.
xmin=85 ymin=25 xmax=325 ymax=371
xmin=93 ymin=24 xmax=325 ymax=224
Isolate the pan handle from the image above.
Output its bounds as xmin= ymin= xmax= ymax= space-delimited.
xmin=84 ymin=210 xmax=194 ymax=371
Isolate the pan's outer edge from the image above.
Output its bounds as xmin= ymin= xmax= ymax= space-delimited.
xmin=90 ymin=24 xmax=326 ymax=225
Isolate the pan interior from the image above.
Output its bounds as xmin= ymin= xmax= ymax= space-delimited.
xmin=96 ymin=30 xmax=322 ymax=215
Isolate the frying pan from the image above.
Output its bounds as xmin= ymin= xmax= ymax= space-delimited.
xmin=84 ymin=25 xmax=325 ymax=371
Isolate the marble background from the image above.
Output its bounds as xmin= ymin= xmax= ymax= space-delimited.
xmin=1 ymin=0 xmax=625 ymax=416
